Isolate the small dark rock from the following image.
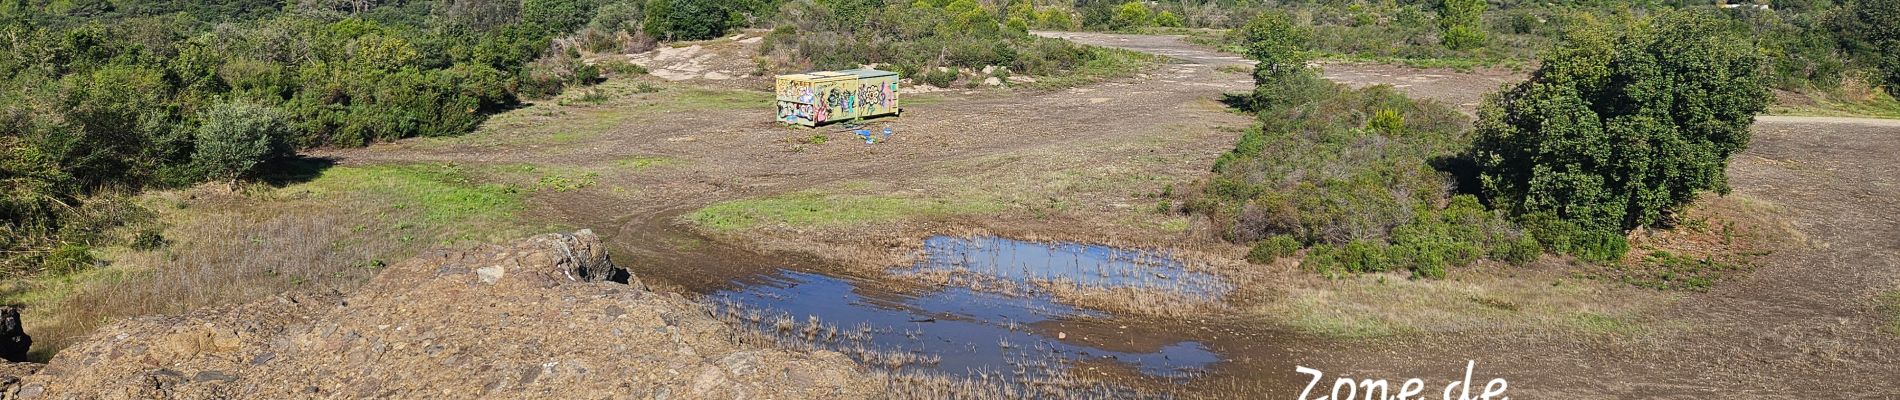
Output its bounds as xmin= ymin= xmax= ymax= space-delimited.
xmin=250 ymin=352 xmax=276 ymax=365
xmin=192 ymin=370 xmax=238 ymax=383
xmin=435 ymin=265 xmax=470 ymax=276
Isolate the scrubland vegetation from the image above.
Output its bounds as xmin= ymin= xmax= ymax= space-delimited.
xmin=1191 ymin=8 xmax=1783 ymax=281
xmin=0 ymin=0 xmax=608 ymax=274
xmin=755 ymin=0 xmax=1151 ymax=86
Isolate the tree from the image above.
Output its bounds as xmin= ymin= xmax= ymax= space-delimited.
xmin=1472 ymin=11 xmax=1771 ymax=243
xmin=1439 ymin=0 xmax=1487 ymax=50
xmin=1239 ymin=11 xmax=1308 ymax=75
xmin=642 ymin=0 xmax=732 ymax=41
xmin=1156 ymin=10 xmax=1182 ymax=28
xmin=1237 ymin=11 xmax=1323 ymax=113
xmin=193 ymin=102 xmax=292 ymax=184
xmin=1840 ymin=0 xmax=1900 ymax=97
xmin=1108 ymin=1 xmax=1152 ymax=30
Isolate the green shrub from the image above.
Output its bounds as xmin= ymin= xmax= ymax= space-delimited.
xmin=130 ymin=228 xmax=168 ymax=251
xmin=1473 ymin=11 xmax=1771 ymax=245
xmin=1156 ymin=10 xmax=1183 ymax=28
xmin=1489 ymin=234 xmax=1542 ymax=265
xmin=1368 ymin=109 xmax=1404 ymax=133
xmin=193 ymin=102 xmax=293 ymax=183
xmin=599 ymin=59 xmax=650 ymax=76
xmin=1109 ymin=2 xmax=1154 ymax=30
xmin=1840 ymin=0 xmax=1900 ymax=97
xmin=1438 ymin=0 xmax=1487 ymax=50
xmin=920 ymin=68 xmax=960 ymax=88
xmin=43 ymin=243 xmax=95 ymax=274
xmin=1247 ymin=235 xmax=1301 ymax=264
xmin=642 ymin=0 xmax=733 ymax=41
xmin=1337 ymin=241 xmax=1391 ymax=273
xmin=1200 ymin=12 xmax=1539 ymax=279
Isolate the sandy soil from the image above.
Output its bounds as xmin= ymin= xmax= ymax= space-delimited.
xmin=316 ymin=32 xmax=1900 ymax=397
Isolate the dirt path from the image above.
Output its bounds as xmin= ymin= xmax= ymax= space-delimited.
xmin=315 ymin=32 xmax=1900 ymax=396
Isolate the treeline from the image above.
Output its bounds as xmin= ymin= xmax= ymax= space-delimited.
xmin=0 ymin=0 xmax=774 ymax=273
xmin=1077 ymin=0 xmax=1897 ymax=97
xmin=1191 ymin=9 xmax=1777 ymax=278
xmin=756 ymin=0 xmax=1127 ymax=87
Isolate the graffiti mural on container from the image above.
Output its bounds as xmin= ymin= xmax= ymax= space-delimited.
xmin=774 ymin=69 xmax=899 ymax=127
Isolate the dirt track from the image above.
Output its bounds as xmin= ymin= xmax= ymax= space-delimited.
xmin=321 ymin=32 xmax=1900 ymax=397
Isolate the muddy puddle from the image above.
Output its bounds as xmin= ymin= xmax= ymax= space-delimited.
xmin=708 ymin=236 xmax=1229 ymax=381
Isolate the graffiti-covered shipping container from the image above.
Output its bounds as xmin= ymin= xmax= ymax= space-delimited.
xmin=775 ymin=69 xmax=900 ymax=127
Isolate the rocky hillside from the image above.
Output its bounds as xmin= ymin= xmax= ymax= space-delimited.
xmin=0 ymin=230 xmax=872 ymax=399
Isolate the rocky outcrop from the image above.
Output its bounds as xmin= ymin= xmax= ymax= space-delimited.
xmin=0 ymin=230 xmax=871 ymax=399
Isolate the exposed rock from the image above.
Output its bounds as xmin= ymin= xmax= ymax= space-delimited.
xmin=983 ymin=77 xmax=1003 ymax=86
xmin=6 ymin=231 xmax=871 ymax=399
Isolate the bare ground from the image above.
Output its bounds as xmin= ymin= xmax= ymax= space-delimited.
xmin=303 ymin=32 xmax=1900 ymax=397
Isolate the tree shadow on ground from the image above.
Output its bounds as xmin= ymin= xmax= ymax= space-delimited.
xmin=1219 ymin=92 xmax=1255 ymax=113
xmin=257 ymin=155 xmax=337 ymax=188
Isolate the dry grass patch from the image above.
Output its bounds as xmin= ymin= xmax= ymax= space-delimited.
xmin=1 ymin=163 xmax=542 ymax=360
xmin=1613 ymin=194 xmax=1808 ymax=291
xmin=1251 ymin=267 xmax=1660 ymax=339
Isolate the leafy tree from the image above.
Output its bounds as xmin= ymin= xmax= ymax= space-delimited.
xmin=1839 ymin=0 xmax=1900 ymax=97
xmin=1156 ymin=10 xmax=1182 ymax=28
xmin=642 ymin=0 xmax=732 ymax=41
xmin=1035 ymin=8 xmax=1076 ymax=30
xmin=1108 ymin=1 xmax=1152 ymax=30
xmin=193 ymin=101 xmax=292 ymax=183
xmin=1237 ymin=11 xmax=1323 ymax=112
xmin=1472 ymin=11 xmax=1771 ymax=253
xmin=1239 ymin=11 xmax=1309 ymax=75
xmin=1439 ymin=0 xmax=1487 ymax=50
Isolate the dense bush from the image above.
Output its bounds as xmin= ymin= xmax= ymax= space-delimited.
xmin=642 ymin=0 xmax=732 ymax=41
xmin=1837 ymin=0 xmax=1900 ymax=97
xmin=758 ymin=0 xmax=1124 ymax=83
xmin=1193 ymin=11 xmax=1565 ymax=278
xmin=1439 ymin=0 xmax=1488 ymax=50
xmin=1108 ymin=2 xmax=1153 ymax=31
xmin=1198 ymin=13 xmax=1542 ymax=279
xmin=193 ymin=102 xmax=293 ymax=183
xmin=1245 ymin=235 xmax=1300 ymax=264
xmin=1472 ymin=11 xmax=1772 ymax=262
xmin=0 ymin=0 xmax=626 ymax=273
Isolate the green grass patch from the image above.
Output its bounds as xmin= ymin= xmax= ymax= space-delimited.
xmin=1566 ymin=312 xmax=1643 ymax=336
xmin=616 ymin=155 xmax=680 ymax=171
xmin=1883 ymin=290 xmax=1900 ymax=335
xmin=475 ymin=163 xmax=600 ymax=193
xmin=303 ymin=164 xmax=523 ymax=227
xmin=665 ymin=88 xmax=774 ymax=111
xmin=687 ymin=192 xmax=1001 ymax=232
xmin=1283 ymin=306 xmax=1407 ymax=339
xmin=1768 ymin=90 xmax=1900 ymax=119
xmin=1608 ymin=251 xmax=1747 ymax=292
xmin=1317 ymin=52 xmax=1526 ymax=71
xmin=1022 ymin=47 xmax=1162 ymax=90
